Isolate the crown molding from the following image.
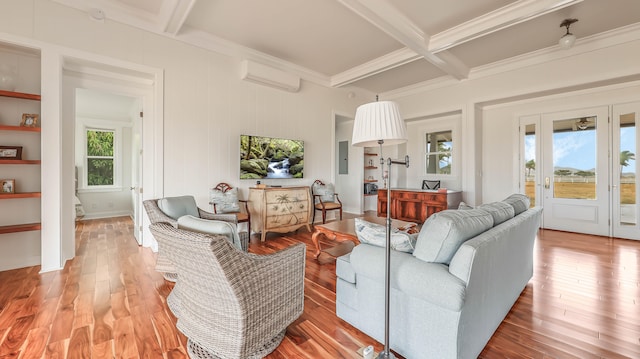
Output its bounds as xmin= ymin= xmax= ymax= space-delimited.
xmin=382 ymin=23 xmax=640 ymax=100
xmin=176 ymin=26 xmax=331 ymax=87
xmin=330 ymin=48 xmax=421 ymax=87
xmin=429 ymin=0 xmax=583 ymax=52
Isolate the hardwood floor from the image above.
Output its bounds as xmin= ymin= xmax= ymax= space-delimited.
xmin=0 ymin=216 xmax=638 ymax=358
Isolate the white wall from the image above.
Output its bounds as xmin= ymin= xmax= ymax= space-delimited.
xmin=0 ymin=0 xmax=372 ymax=270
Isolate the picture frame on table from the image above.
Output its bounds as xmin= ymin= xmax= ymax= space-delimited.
xmin=1 ymin=179 xmax=15 ymax=194
xmin=20 ymin=113 xmax=39 ymax=127
xmin=0 ymin=146 xmax=22 ymax=160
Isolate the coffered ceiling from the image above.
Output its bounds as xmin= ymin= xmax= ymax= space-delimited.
xmin=51 ymin=0 xmax=640 ymax=94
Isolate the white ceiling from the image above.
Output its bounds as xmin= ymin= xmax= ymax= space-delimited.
xmin=52 ymin=0 xmax=640 ymax=94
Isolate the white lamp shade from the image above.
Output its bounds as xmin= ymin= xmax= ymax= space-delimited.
xmin=352 ymin=100 xmax=407 ymax=147
xmin=559 ymin=33 xmax=576 ymax=49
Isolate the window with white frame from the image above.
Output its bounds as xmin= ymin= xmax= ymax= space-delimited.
xmin=425 ymin=130 xmax=453 ymax=175
xmin=86 ymin=128 xmax=115 ymax=187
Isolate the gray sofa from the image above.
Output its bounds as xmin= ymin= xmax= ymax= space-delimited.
xmin=336 ymin=194 xmax=542 ymax=359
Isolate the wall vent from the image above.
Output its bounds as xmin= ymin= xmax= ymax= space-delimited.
xmin=240 ymin=60 xmax=300 ymax=92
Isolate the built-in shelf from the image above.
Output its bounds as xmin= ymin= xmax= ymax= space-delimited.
xmin=0 ymin=159 xmax=41 ymax=165
xmin=364 ymin=193 xmax=377 ymax=197
xmin=0 ymin=89 xmax=41 ymax=101
xmin=364 ymin=153 xmax=377 ymax=156
xmin=0 ymin=223 xmax=41 ymax=234
xmin=364 ymin=179 xmax=378 ymax=183
xmin=0 ymin=192 xmax=41 ymax=199
xmin=0 ymin=125 xmax=41 ymax=132
xmin=364 ymin=166 xmax=378 ymax=169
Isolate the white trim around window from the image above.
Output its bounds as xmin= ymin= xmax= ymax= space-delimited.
xmin=76 ymin=118 xmax=129 ymax=192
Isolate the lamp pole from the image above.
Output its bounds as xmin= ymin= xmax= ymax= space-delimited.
xmin=378 ymin=155 xmax=409 ymax=359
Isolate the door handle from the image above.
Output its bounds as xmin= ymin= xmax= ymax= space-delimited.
xmin=544 ymin=177 xmax=550 ymax=189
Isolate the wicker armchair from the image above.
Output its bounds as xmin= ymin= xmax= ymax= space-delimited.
xmin=149 ymin=222 xmax=306 ymax=359
xmin=143 ymin=196 xmax=249 ymax=282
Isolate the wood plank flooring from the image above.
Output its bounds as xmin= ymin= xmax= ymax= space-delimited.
xmin=0 ymin=216 xmax=638 ymax=358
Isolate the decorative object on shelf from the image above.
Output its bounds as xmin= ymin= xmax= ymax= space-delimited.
xmin=0 ymin=64 xmax=16 ymax=91
xmin=352 ymin=99 xmax=408 ymax=359
xmin=20 ymin=113 xmax=39 ymax=127
xmin=1 ymin=179 xmax=15 ymax=194
xmin=0 ymin=146 xmax=22 ymax=160
xmin=559 ymin=18 xmax=578 ymax=49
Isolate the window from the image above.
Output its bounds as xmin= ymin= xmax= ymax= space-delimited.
xmin=425 ymin=130 xmax=452 ymax=175
xmin=86 ymin=129 xmax=115 ymax=186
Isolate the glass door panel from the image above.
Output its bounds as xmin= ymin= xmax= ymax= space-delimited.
xmin=613 ymin=102 xmax=640 ymax=240
xmin=551 ymin=117 xmax=597 ymax=200
xmin=542 ymin=107 xmax=609 ymax=236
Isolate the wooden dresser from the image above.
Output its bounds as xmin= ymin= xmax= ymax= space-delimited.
xmin=377 ymin=188 xmax=462 ymax=223
xmin=248 ymin=186 xmax=312 ymax=242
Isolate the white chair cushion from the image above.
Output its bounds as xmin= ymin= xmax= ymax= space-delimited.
xmin=158 ymin=196 xmax=200 ymax=220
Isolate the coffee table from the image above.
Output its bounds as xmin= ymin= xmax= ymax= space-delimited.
xmin=311 ymin=216 xmax=417 ymax=259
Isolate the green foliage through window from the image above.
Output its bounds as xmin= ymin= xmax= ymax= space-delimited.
xmin=425 ymin=130 xmax=452 ymax=175
xmin=87 ymin=129 xmax=115 ymax=186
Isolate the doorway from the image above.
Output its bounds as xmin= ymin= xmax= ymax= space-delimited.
xmin=520 ymin=103 xmax=639 ymax=239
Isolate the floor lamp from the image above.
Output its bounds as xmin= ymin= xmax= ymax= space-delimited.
xmin=352 ymin=100 xmax=409 ymax=359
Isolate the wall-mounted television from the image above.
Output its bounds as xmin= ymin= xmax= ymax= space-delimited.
xmin=240 ymin=134 xmax=304 ymax=179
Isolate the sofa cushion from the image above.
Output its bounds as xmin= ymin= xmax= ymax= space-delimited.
xmin=177 ymin=215 xmax=242 ymax=250
xmin=209 ymin=187 xmax=240 ymax=213
xmin=158 ymin=196 xmax=200 ymax=220
xmin=413 ymin=209 xmax=494 ymax=264
xmin=502 ymin=194 xmax=530 ymax=215
xmin=354 ymin=218 xmax=418 ymax=253
xmin=336 ymin=253 xmax=356 ymax=284
xmin=478 ymin=202 xmax=515 ymax=225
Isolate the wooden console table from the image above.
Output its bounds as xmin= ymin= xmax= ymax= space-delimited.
xmin=248 ymin=186 xmax=312 ymax=242
xmin=377 ymin=188 xmax=462 ymax=223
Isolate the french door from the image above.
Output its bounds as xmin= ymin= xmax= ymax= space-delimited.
xmin=520 ymin=107 xmax=610 ymax=237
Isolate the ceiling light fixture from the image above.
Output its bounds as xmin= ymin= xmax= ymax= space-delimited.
xmin=559 ymin=18 xmax=578 ymax=49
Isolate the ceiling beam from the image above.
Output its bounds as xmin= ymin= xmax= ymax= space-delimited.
xmin=161 ymin=0 xmax=199 ymax=35
xmin=331 ymin=48 xmax=421 ymax=87
xmin=429 ymin=0 xmax=584 ymax=52
xmin=336 ymin=0 xmax=470 ymax=80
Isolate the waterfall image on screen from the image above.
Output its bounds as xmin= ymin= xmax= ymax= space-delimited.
xmin=240 ymin=135 xmax=304 ymax=179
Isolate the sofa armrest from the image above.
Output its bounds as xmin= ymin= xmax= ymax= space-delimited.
xmin=350 ymin=244 xmax=466 ymax=312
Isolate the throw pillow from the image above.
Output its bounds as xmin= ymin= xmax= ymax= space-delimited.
xmin=478 ymin=201 xmax=515 ymax=225
xmin=502 ymin=193 xmax=530 ymax=215
xmin=413 ymin=208 xmax=494 ymax=264
xmin=458 ymin=201 xmax=474 ymax=210
xmin=313 ymin=182 xmax=336 ymax=203
xmin=210 ymin=187 xmax=240 ymax=213
xmin=354 ymin=218 xmax=418 ymax=253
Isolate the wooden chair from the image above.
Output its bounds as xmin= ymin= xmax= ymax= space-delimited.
xmin=422 ymin=179 xmax=441 ymax=190
xmin=311 ymin=179 xmax=343 ymax=224
xmin=210 ymin=182 xmax=251 ymax=234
